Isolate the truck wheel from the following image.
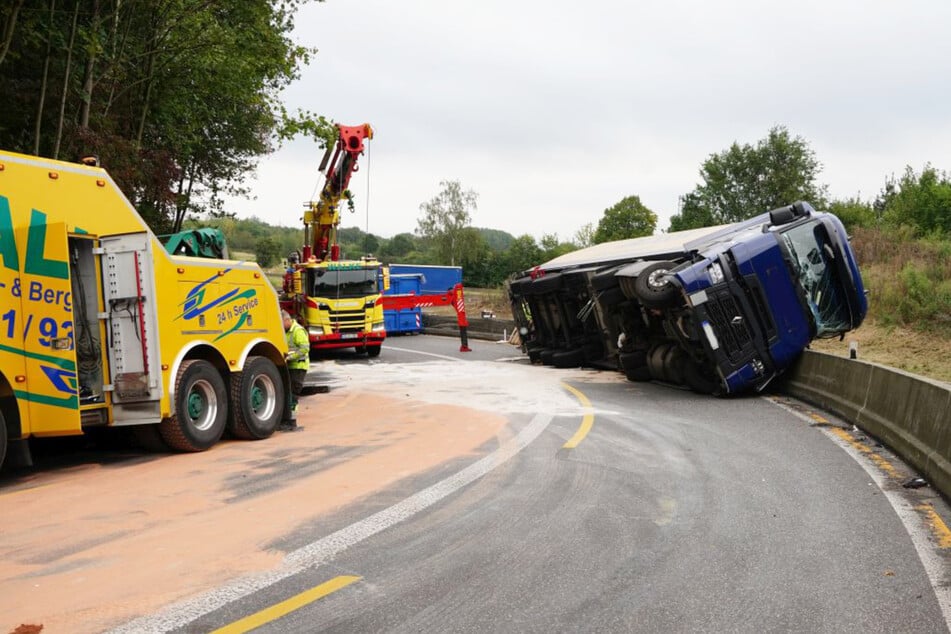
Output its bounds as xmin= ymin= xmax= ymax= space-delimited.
xmin=684 ymin=361 xmax=722 ymax=395
xmin=552 ymin=348 xmax=585 ymax=368
xmin=132 ymin=424 xmax=170 ymax=453
xmin=228 ymin=356 xmax=284 ymax=440
xmin=619 ymin=350 xmax=651 ymax=382
xmin=160 ymin=359 xmax=228 ymax=452
xmin=366 ymin=345 xmax=382 ymax=357
xmin=634 ymin=261 xmax=679 ymax=309
xmin=662 ymin=345 xmax=687 ymax=385
xmin=0 ymin=409 xmax=7 ymax=471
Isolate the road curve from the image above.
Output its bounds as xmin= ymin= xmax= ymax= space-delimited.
xmin=3 ymin=335 xmax=950 ymax=633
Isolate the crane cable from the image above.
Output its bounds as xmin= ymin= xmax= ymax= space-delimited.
xmin=363 ymin=137 xmax=372 ymax=256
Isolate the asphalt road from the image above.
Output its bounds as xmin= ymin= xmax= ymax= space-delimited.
xmin=135 ymin=334 xmax=951 ymax=633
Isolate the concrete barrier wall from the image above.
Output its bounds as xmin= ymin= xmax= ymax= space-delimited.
xmin=780 ymin=350 xmax=951 ymax=499
xmin=420 ymin=314 xmax=516 ymax=341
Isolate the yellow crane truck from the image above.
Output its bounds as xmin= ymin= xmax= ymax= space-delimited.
xmin=0 ymin=150 xmax=291 ymax=470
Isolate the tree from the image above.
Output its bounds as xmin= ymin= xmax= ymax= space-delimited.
xmin=416 ymin=180 xmax=478 ymax=266
xmin=378 ymin=233 xmax=417 ymax=260
xmin=540 ymin=233 xmax=576 ymax=260
xmin=574 ymin=222 xmax=595 ymax=248
xmin=875 ymin=165 xmax=951 ymax=235
xmin=254 ymin=236 xmax=280 ymax=268
xmin=505 ymin=234 xmax=543 ymax=275
xmin=0 ymin=0 xmax=323 ymax=233
xmin=669 ymin=126 xmax=828 ymax=231
xmin=828 ymin=196 xmax=876 ymax=231
xmin=593 ymin=195 xmax=657 ymax=244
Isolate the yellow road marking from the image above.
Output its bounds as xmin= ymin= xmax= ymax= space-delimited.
xmin=210 ymin=575 xmax=361 ymax=634
xmin=562 ymin=383 xmax=594 ymax=449
xmin=828 ymin=426 xmax=900 ymax=479
xmin=917 ymin=505 xmax=951 ymax=549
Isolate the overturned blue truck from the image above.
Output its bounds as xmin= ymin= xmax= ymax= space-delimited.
xmin=507 ymin=202 xmax=868 ymax=395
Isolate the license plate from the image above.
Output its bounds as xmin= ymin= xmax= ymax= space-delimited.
xmin=340 ymin=333 xmax=358 ymax=340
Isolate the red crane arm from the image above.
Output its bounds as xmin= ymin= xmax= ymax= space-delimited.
xmin=380 ymin=283 xmax=472 ymax=352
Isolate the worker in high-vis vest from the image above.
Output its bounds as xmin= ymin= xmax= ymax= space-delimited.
xmin=282 ymin=310 xmax=310 ymax=419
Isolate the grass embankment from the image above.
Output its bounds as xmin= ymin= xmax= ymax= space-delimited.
xmin=812 ymin=227 xmax=951 ymax=384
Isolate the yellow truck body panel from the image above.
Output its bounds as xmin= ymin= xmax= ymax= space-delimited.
xmin=0 ymin=150 xmax=288 ymax=446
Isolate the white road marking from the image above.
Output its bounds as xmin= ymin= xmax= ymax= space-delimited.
xmin=107 ymin=411 xmax=554 ymax=634
xmin=768 ymin=397 xmax=951 ymax=630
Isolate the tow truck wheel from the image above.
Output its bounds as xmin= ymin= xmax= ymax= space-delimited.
xmin=634 ymin=261 xmax=679 ymax=309
xmin=160 ymin=359 xmax=228 ymax=452
xmin=0 ymin=409 xmax=7 ymax=471
xmin=367 ymin=345 xmax=382 ymax=357
xmin=228 ymin=356 xmax=284 ymax=440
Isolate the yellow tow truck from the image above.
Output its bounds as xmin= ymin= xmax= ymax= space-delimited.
xmin=0 ymin=150 xmax=291 ymax=470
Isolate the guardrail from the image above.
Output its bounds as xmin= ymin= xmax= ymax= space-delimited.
xmin=421 ymin=314 xmax=516 ymax=341
xmin=779 ymin=350 xmax=951 ymax=499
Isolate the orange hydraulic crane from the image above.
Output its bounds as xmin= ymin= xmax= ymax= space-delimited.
xmin=302 ymin=123 xmax=374 ymax=263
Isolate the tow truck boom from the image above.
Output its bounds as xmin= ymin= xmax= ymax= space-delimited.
xmin=304 ymin=123 xmax=373 ymax=263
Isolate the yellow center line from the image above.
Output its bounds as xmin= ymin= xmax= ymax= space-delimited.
xmin=210 ymin=575 xmax=361 ymax=634
xmin=562 ymin=383 xmax=594 ymax=449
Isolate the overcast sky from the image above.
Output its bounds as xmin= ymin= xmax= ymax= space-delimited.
xmin=226 ymin=0 xmax=951 ymax=241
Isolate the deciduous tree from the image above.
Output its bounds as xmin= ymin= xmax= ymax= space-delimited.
xmin=593 ymin=195 xmax=657 ymax=243
xmin=416 ymin=180 xmax=479 ymax=266
xmin=669 ymin=126 xmax=827 ymax=231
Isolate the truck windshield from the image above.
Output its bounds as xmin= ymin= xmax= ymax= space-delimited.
xmin=310 ymin=268 xmax=378 ymax=299
xmin=779 ymin=221 xmax=853 ymax=338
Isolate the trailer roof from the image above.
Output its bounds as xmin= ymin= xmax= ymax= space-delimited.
xmin=536 ymin=224 xmax=731 ymax=273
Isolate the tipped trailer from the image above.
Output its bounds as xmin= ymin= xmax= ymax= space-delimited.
xmin=508 ymin=202 xmax=867 ymax=395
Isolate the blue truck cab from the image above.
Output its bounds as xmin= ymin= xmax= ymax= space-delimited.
xmin=508 ymin=202 xmax=867 ymax=395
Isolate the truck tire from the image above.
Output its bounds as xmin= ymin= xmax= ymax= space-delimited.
xmin=661 ymin=345 xmax=687 ymax=385
xmin=160 ymin=359 xmax=228 ymax=452
xmin=228 ymin=356 xmax=284 ymax=440
xmin=552 ymin=348 xmax=585 ymax=368
xmin=683 ymin=361 xmax=722 ymax=395
xmin=0 ymin=409 xmax=7 ymax=471
xmin=619 ymin=349 xmax=651 ymax=382
xmin=132 ymin=424 xmax=170 ymax=453
xmin=539 ymin=349 xmax=557 ymax=365
xmin=366 ymin=345 xmax=382 ymax=357
xmin=634 ymin=261 xmax=679 ymax=309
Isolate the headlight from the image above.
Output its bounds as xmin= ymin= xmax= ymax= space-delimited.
xmin=372 ymin=322 xmax=386 ymax=331
xmin=708 ymin=262 xmax=725 ymax=284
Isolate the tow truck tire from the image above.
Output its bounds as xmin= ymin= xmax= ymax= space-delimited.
xmin=0 ymin=409 xmax=7 ymax=471
xmin=160 ymin=359 xmax=228 ymax=452
xmin=228 ymin=356 xmax=284 ymax=440
xmin=634 ymin=261 xmax=679 ymax=309
xmin=367 ymin=345 xmax=382 ymax=357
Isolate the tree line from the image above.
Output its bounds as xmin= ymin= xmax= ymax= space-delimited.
xmin=0 ymin=0 xmax=330 ymax=231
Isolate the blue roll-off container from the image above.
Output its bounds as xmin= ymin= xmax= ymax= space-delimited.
xmin=382 ymin=264 xmax=464 ymax=334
